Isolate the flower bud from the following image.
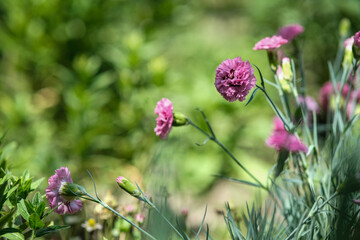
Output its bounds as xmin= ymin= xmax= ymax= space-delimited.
xmin=59 ymin=183 xmax=87 ymax=202
xmin=172 ymin=112 xmax=188 ymax=126
xmin=343 ymin=37 xmax=354 ymax=68
xmin=276 ymin=66 xmax=291 ymax=93
xmin=116 ymin=176 xmax=141 ymax=197
xmin=281 ymin=57 xmax=293 ymax=81
xmin=353 ymin=31 xmax=360 ymax=60
xmin=339 ymin=18 xmax=351 ymax=38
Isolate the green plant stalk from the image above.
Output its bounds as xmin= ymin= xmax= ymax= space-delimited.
xmin=256 ymin=85 xmax=291 ymax=131
xmin=81 ymin=194 xmax=158 ymax=240
xmin=145 ymin=200 xmax=184 ymax=239
xmin=187 ymin=119 xmax=268 ymax=191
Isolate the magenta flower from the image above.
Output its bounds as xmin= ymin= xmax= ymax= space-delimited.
xmin=135 ymin=213 xmax=146 ymax=223
xmin=214 ymin=57 xmax=256 ymax=102
xmin=154 ymin=98 xmax=173 ymax=139
xmin=266 ymin=117 xmax=308 ymax=153
xmin=253 ymin=35 xmax=288 ymax=50
xmin=345 ymin=36 xmax=354 ymax=48
xmin=298 ymin=96 xmax=320 ymax=113
xmin=354 ymin=31 xmax=360 ymax=47
xmin=278 ymin=24 xmax=304 ymax=42
xmin=319 ymin=81 xmax=350 ymax=111
xmin=46 ymin=167 xmax=82 ymax=215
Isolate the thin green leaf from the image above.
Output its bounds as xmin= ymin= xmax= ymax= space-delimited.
xmin=214 ymin=175 xmax=263 ymax=188
xmin=195 ymin=205 xmax=207 ymax=240
xmin=35 ymin=225 xmax=70 ymax=237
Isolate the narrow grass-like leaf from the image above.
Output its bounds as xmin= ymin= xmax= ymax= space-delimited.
xmin=213 ymin=175 xmax=263 ymax=188
xmin=195 ymin=205 xmax=207 ymax=240
xmin=245 ymin=87 xmax=259 ymax=106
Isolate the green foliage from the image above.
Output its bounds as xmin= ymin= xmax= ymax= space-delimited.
xmin=0 ymin=158 xmax=69 ymax=239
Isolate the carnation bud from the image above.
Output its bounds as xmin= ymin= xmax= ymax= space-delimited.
xmin=276 ymin=66 xmax=291 ymax=93
xmin=339 ymin=18 xmax=351 ymax=38
xmin=343 ymin=37 xmax=354 ymax=68
xmin=116 ymin=176 xmax=141 ymax=197
xmin=281 ymin=57 xmax=293 ymax=81
xmin=59 ymin=183 xmax=87 ymax=202
xmin=353 ymin=31 xmax=360 ymax=60
xmin=172 ymin=112 xmax=188 ymax=126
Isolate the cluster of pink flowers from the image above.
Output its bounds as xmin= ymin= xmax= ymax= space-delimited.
xmin=154 ymin=98 xmax=173 ymax=139
xmin=214 ymin=57 xmax=257 ymax=102
xmin=266 ymin=117 xmax=308 ymax=153
xmin=46 ymin=167 xmax=82 ymax=215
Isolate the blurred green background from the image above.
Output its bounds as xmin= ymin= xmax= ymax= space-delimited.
xmin=1 ymin=0 xmax=360 ymax=237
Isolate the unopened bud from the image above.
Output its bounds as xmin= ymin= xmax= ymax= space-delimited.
xmin=282 ymin=57 xmax=293 ymax=81
xmin=276 ymin=66 xmax=291 ymax=93
xmin=172 ymin=112 xmax=188 ymax=126
xmin=116 ymin=176 xmax=141 ymax=197
xmin=339 ymin=18 xmax=351 ymax=38
xmin=343 ymin=37 xmax=354 ymax=68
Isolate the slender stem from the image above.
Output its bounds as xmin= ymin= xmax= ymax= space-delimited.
xmin=146 ymin=201 xmax=184 ymax=239
xmin=284 ymin=192 xmax=338 ymax=240
xmin=187 ymin=119 xmax=268 ymax=191
xmin=256 ymin=85 xmax=291 ymax=131
xmin=82 ymin=194 xmax=157 ymax=240
xmin=30 ymin=230 xmax=35 ymax=240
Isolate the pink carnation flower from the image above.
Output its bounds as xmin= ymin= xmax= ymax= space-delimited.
xmin=319 ymin=81 xmax=350 ymax=111
xmin=354 ymin=31 xmax=360 ymax=47
xmin=345 ymin=36 xmax=354 ymax=48
xmin=214 ymin=57 xmax=257 ymax=102
xmin=278 ymin=24 xmax=304 ymax=42
xmin=154 ymin=98 xmax=173 ymax=139
xmin=266 ymin=117 xmax=307 ymax=153
xmin=135 ymin=213 xmax=146 ymax=223
xmin=46 ymin=167 xmax=82 ymax=215
xmin=298 ymin=96 xmax=320 ymax=113
xmin=253 ymin=35 xmax=288 ymax=50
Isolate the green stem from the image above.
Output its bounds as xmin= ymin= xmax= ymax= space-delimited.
xmin=146 ymin=201 xmax=184 ymax=239
xmin=82 ymin=194 xmax=157 ymax=240
xmin=256 ymin=85 xmax=291 ymax=131
xmin=188 ymin=119 xmax=268 ymax=191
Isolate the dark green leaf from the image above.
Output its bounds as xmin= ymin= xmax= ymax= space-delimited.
xmin=245 ymin=87 xmax=259 ymax=106
xmin=35 ymin=225 xmax=70 ymax=237
xmin=0 ymin=228 xmax=21 ymax=236
xmin=0 ymin=208 xmax=16 ymax=229
xmin=274 ymin=149 xmax=289 ymax=179
xmin=36 ymin=201 xmax=46 ymax=217
xmin=29 ymin=213 xmax=44 ymax=230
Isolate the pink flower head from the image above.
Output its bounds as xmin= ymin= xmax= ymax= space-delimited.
xmin=253 ymin=35 xmax=288 ymax=50
xmin=116 ymin=176 xmax=125 ymax=184
xmin=298 ymin=96 xmax=320 ymax=113
xmin=214 ymin=57 xmax=256 ymax=102
xmin=135 ymin=213 xmax=146 ymax=223
xmin=154 ymin=98 xmax=173 ymax=139
xmin=266 ymin=117 xmax=308 ymax=153
xmin=278 ymin=24 xmax=304 ymax=42
xmin=125 ymin=204 xmax=135 ymax=213
xmin=46 ymin=167 xmax=82 ymax=215
xmin=354 ymin=31 xmax=360 ymax=47
xmin=345 ymin=36 xmax=354 ymax=48
xmin=319 ymin=81 xmax=350 ymax=111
